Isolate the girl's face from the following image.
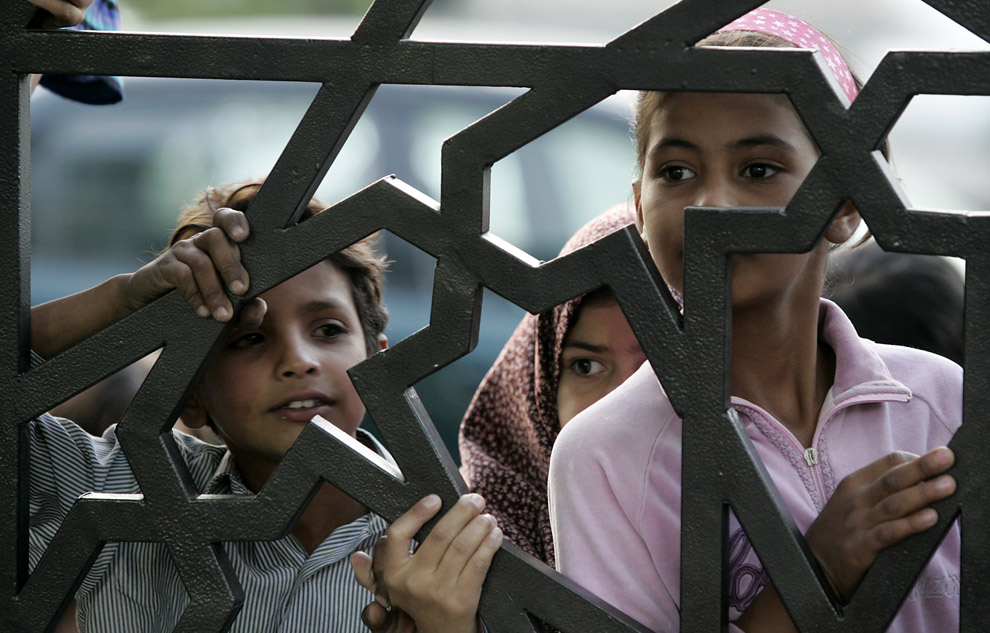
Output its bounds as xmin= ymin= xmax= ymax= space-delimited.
xmin=557 ymin=297 xmax=647 ymax=427
xmin=635 ymin=92 xmax=849 ymax=307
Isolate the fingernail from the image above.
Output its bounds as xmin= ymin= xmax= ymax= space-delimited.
xmin=935 ymin=476 xmax=955 ymax=494
xmin=196 ymin=306 xmax=210 ymax=318
xmin=489 ymin=527 xmax=503 ymax=542
xmin=232 ymin=226 xmax=247 ymax=239
xmin=214 ymin=307 xmax=229 ymax=321
xmin=465 ymin=493 xmax=485 ymax=510
xmin=230 ymin=280 xmax=246 ymax=294
xmin=423 ymin=494 xmax=441 ymax=510
xmin=920 ymin=508 xmax=938 ymax=527
xmin=933 ymin=447 xmax=954 ymax=466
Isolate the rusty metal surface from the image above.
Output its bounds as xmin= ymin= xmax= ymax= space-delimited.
xmin=1 ymin=0 xmax=986 ymax=631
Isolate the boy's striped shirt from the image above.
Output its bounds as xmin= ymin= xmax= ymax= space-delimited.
xmin=29 ymin=414 xmax=389 ymax=632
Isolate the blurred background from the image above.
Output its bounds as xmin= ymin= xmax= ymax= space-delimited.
xmin=31 ymin=0 xmax=983 ymax=461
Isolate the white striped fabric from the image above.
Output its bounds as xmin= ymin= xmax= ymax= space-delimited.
xmin=29 ymin=414 xmax=389 ymax=632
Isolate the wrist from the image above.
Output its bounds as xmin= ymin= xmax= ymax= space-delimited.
xmin=115 ymin=273 xmax=144 ymax=314
xmin=805 ymin=528 xmax=850 ymax=604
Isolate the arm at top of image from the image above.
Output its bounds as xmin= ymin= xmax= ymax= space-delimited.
xmin=28 ymin=0 xmax=123 ymax=103
xmin=28 ymin=0 xmax=93 ymax=95
xmin=28 ymin=0 xmax=94 ymax=29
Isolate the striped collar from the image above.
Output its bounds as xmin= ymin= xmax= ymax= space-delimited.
xmin=204 ymin=427 xmax=393 ymax=496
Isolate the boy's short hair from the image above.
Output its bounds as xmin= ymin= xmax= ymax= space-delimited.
xmin=169 ymin=180 xmax=389 ymax=356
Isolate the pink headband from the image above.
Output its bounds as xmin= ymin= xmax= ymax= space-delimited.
xmin=717 ymin=8 xmax=858 ymax=103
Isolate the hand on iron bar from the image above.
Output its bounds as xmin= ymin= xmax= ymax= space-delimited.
xmin=351 ymin=494 xmax=501 ymax=633
xmin=804 ymin=446 xmax=956 ymax=602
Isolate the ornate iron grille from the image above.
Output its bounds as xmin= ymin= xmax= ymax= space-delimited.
xmin=2 ymin=0 xmax=987 ymax=631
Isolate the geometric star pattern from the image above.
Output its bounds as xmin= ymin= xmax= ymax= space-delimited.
xmin=2 ymin=0 xmax=989 ymax=630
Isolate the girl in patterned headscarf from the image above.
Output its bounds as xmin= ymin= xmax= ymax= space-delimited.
xmin=457 ymin=202 xmax=643 ymax=567
xmin=352 ymin=203 xmax=647 ymax=632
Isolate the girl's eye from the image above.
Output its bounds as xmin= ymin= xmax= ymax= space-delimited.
xmin=229 ymin=332 xmax=264 ymax=349
xmin=743 ymin=163 xmax=780 ymax=179
xmin=571 ymin=358 xmax=607 ymax=377
xmin=658 ymin=165 xmax=697 ymax=182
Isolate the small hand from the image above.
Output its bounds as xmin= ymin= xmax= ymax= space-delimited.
xmin=352 ymin=494 xmax=501 ymax=633
xmin=29 ymin=0 xmax=94 ymax=29
xmin=805 ymin=446 xmax=955 ymax=602
xmin=124 ymin=207 xmax=253 ymax=322
xmin=352 ymin=546 xmax=417 ymax=633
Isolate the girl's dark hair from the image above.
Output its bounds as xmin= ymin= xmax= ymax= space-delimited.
xmin=169 ymin=181 xmax=388 ymax=356
xmin=826 ymin=242 xmax=964 ymax=365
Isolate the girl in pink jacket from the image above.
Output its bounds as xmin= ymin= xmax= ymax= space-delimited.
xmin=549 ymin=8 xmax=959 ymax=633
xmin=354 ymin=8 xmax=960 ymax=633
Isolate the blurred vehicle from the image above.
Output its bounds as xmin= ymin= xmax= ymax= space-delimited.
xmin=30 ymin=67 xmax=636 ymax=460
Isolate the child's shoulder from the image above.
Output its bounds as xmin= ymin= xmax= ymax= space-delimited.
xmin=871 ymin=342 xmax=962 ymax=431
xmin=873 ymin=342 xmax=962 ymax=393
xmin=30 ymin=413 xmax=121 ymax=460
xmin=30 ymin=414 xmax=228 ymax=482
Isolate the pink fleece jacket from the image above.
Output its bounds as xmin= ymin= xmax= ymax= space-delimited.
xmin=549 ymin=300 xmax=960 ymax=632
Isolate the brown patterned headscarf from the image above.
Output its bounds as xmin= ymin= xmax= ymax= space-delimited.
xmin=458 ymin=202 xmax=637 ymax=566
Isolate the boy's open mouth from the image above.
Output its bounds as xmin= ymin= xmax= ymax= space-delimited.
xmin=282 ymin=399 xmax=326 ymax=409
xmin=272 ymin=396 xmax=335 ymax=423
xmin=270 ymin=391 xmax=335 ymax=416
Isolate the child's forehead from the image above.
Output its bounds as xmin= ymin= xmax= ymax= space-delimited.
xmin=655 ymin=91 xmax=794 ymax=121
xmin=567 ymin=298 xmax=623 ymax=340
xmin=260 ymin=260 xmax=357 ymax=314
xmin=647 ymin=92 xmax=811 ymax=147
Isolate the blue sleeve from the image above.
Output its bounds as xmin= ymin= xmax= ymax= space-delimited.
xmin=37 ymin=0 xmax=122 ymax=105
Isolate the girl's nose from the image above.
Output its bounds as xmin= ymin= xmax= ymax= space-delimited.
xmin=277 ymin=337 xmax=320 ymax=378
xmin=695 ymin=178 xmax=736 ymax=209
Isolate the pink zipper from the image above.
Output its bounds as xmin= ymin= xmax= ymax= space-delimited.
xmin=734 ymin=401 xmax=829 ymax=506
xmin=734 ymin=389 xmax=911 ymax=509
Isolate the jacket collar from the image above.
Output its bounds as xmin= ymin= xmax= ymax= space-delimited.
xmin=819 ymin=298 xmax=913 ymax=406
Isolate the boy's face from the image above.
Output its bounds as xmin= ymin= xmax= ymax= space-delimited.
xmin=189 ymin=260 xmax=370 ymax=489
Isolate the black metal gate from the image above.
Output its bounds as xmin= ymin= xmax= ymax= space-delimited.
xmin=2 ymin=0 xmax=987 ymax=631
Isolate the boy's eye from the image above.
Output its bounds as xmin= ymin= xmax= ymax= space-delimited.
xmin=571 ymin=358 xmax=607 ymax=377
xmin=315 ymin=322 xmax=347 ymax=338
xmin=228 ymin=332 xmax=264 ymax=349
xmin=743 ymin=163 xmax=780 ymax=179
xmin=658 ymin=165 xmax=697 ymax=182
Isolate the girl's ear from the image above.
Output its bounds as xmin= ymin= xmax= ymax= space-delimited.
xmin=632 ymin=179 xmax=648 ymax=247
xmin=180 ymin=391 xmax=210 ymax=429
xmin=826 ymin=200 xmax=862 ymax=245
